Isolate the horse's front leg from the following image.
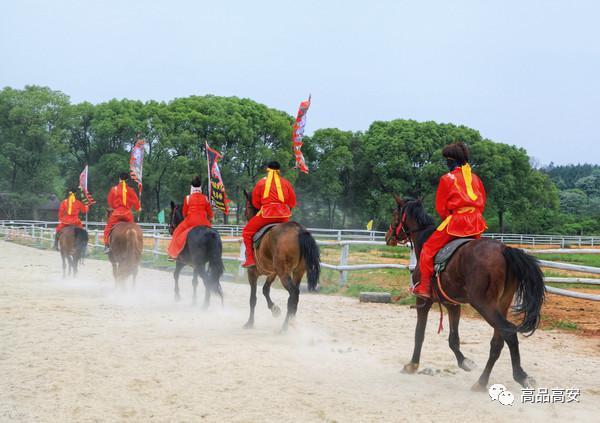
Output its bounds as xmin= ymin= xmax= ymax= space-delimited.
xmin=447 ymin=304 xmax=476 ymax=371
xmin=244 ymin=267 xmax=258 ymax=329
xmin=403 ymin=298 xmax=432 ymax=374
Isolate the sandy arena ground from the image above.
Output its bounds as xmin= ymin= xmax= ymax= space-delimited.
xmin=1 ymin=241 xmax=599 ymax=422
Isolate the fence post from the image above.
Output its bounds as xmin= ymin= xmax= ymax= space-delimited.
xmin=94 ymin=230 xmax=99 ymax=248
xmin=339 ymin=243 xmax=350 ymax=286
xmin=31 ymin=224 xmax=35 ymax=239
xmin=153 ymin=232 xmax=159 ymax=259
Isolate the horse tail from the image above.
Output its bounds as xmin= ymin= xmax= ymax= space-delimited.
xmin=117 ymin=228 xmax=144 ymax=279
xmin=73 ymin=228 xmax=88 ymax=258
xmin=503 ymin=247 xmax=546 ymax=336
xmin=298 ymin=229 xmax=320 ymax=292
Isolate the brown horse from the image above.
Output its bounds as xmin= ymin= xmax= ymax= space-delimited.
xmin=57 ymin=226 xmax=88 ymax=278
xmin=108 ymin=222 xmax=143 ymax=288
xmin=243 ymin=190 xmax=320 ymax=331
xmin=386 ymin=197 xmax=545 ymax=391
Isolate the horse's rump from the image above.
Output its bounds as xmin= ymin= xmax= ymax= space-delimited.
xmin=109 ymin=223 xmax=143 ymax=280
xmin=59 ymin=226 xmax=88 ymax=257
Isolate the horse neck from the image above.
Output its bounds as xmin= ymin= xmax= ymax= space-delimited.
xmin=410 ymin=226 xmax=436 ymax=258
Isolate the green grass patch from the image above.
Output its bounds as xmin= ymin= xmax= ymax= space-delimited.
xmin=534 ymin=253 xmax=600 ymax=267
xmin=549 ymin=320 xmax=578 ymax=331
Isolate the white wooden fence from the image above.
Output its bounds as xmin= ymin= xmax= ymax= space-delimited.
xmin=1 ymin=222 xmax=599 ymax=301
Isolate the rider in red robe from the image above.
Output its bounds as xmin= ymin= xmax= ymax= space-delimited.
xmin=167 ymin=176 xmax=214 ymax=259
xmin=103 ymin=173 xmax=141 ymax=253
xmin=54 ymin=189 xmax=89 ymax=250
xmin=242 ymin=161 xmax=297 ymax=268
xmin=413 ymin=142 xmax=487 ymax=298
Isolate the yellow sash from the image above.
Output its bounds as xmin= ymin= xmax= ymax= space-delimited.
xmin=121 ymin=181 xmax=127 ymax=205
xmin=67 ymin=192 xmax=75 ymax=215
xmin=436 ymin=207 xmax=477 ymax=231
xmin=263 ymin=169 xmax=284 ymax=202
xmin=461 ymin=164 xmax=478 ymax=201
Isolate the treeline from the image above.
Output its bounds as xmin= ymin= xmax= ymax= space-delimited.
xmin=0 ymin=85 xmax=597 ymax=234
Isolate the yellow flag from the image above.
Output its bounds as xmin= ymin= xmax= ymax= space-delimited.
xmin=366 ymin=220 xmax=373 ymax=231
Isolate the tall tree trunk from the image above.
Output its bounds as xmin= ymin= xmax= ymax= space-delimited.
xmin=11 ymin=165 xmax=18 ymax=192
xmin=499 ymin=210 xmax=505 ymax=233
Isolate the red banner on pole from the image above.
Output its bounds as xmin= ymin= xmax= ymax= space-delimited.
xmin=292 ymin=95 xmax=311 ymax=174
xmin=78 ymin=165 xmax=95 ymax=205
xmin=129 ymin=139 xmax=145 ymax=195
xmin=206 ymin=142 xmax=229 ymax=215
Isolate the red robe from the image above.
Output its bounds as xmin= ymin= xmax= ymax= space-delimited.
xmin=104 ymin=181 xmax=141 ymax=245
xmin=167 ymin=193 xmax=214 ymax=258
xmin=415 ymin=165 xmax=487 ymax=297
xmin=55 ymin=196 xmax=88 ymax=232
xmin=242 ymin=171 xmax=296 ymax=266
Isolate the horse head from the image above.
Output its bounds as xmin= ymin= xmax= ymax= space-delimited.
xmin=243 ymin=189 xmax=258 ymax=221
xmin=169 ymin=201 xmax=184 ymax=235
xmin=385 ymin=195 xmax=431 ymax=246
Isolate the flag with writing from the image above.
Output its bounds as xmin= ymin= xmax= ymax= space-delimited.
xmin=78 ymin=165 xmax=95 ymax=206
xmin=292 ymin=95 xmax=311 ymax=173
xmin=206 ymin=142 xmax=229 ymax=215
xmin=130 ymin=138 xmax=145 ymax=195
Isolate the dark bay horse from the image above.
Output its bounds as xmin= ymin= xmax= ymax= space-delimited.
xmin=108 ymin=222 xmax=143 ymax=288
xmin=57 ymin=226 xmax=88 ymax=278
xmin=243 ymin=190 xmax=320 ymax=331
xmin=169 ymin=202 xmax=224 ymax=307
xmin=386 ymin=197 xmax=545 ymax=391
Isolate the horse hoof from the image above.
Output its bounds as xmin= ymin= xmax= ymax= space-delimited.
xmin=521 ymin=377 xmax=536 ymax=389
xmin=402 ymin=362 xmax=419 ymax=374
xmin=271 ymin=305 xmax=281 ymax=318
xmin=471 ymin=381 xmax=487 ymax=392
xmin=459 ymin=358 xmax=476 ymax=372
xmin=174 ymin=294 xmax=181 ymax=302
xmin=243 ymin=322 xmax=254 ymax=330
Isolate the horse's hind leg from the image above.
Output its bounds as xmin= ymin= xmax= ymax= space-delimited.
xmin=403 ymin=298 xmax=432 ymax=374
xmin=61 ymin=253 xmax=67 ymax=279
xmin=447 ymin=305 xmax=475 ymax=372
xmin=244 ymin=267 xmax=258 ymax=329
xmin=199 ymin=269 xmax=212 ymax=310
xmin=173 ymin=261 xmax=184 ymax=302
xmin=192 ymin=270 xmax=200 ymax=306
xmin=72 ymin=255 xmax=79 ymax=277
xmin=67 ymin=256 xmax=74 ymax=277
xmin=472 ymin=327 xmax=504 ymax=391
xmin=262 ymin=275 xmax=280 ymax=317
xmin=281 ymin=275 xmax=299 ymax=332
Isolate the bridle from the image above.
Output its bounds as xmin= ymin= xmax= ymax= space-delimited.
xmin=388 ymin=204 xmax=425 ymax=247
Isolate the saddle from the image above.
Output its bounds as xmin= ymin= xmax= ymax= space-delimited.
xmin=431 ymin=238 xmax=473 ymax=305
xmin=252 ymin=224 xmax=279 ymax=249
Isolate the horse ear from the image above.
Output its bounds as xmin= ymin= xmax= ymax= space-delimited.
xmin=392 ymin=193 xmax=404 ymax=206
xmin=170 ymin=201 xmax=175 ymax=209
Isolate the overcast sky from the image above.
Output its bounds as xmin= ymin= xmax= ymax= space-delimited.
xmin=1 ymin=0 xmax=599 ymax=165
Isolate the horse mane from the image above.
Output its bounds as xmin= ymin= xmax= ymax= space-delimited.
xmin=403 ymin=200 xmax=435 ymax=228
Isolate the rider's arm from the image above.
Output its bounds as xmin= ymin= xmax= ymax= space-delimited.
xmin=77 ymin=200 xmax=89 ymax=214
xmin=285 ymin=181 xmax=296 ymax=209
xmin=205 ymin=196 xmax=214 ymax=221
xmin=58 ymin=201 xmax=66 ymax=220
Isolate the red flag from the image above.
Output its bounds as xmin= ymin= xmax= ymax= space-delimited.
xmin=129 ymin=139 xmax=145 ymax=194
xmin=292 ymin=95 xmax=311 ymax=174
xmin=206 ymin=142 xmax=229 ymax=215
xmin=78 ymin=165 xmax=95 ymax=206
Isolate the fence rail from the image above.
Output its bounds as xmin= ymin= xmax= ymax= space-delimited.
xmin=2 ymin=220 xmax=599 ymax=246
xmin=1 ymin=222 xmax=599 ymax=301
